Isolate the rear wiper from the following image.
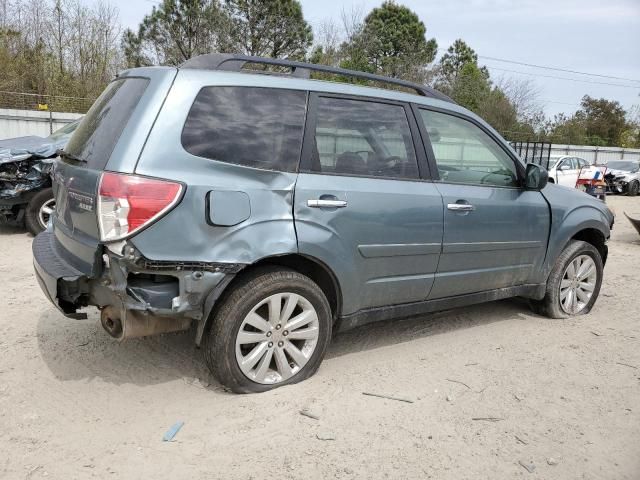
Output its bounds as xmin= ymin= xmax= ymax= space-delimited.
xmin=57 ymin=148 xmax=86 ymax=163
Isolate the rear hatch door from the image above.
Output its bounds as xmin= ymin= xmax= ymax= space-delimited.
xmin=52 ymin=69 xmax=177 ymax=274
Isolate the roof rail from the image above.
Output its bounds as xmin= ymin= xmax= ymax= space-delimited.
xmin=181 ymin=53 xmax=454 ymax=103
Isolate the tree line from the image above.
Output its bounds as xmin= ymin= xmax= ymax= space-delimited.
xmin=1 ymin=0 xmax=638 ymax=147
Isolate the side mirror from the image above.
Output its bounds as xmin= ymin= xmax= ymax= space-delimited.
xmin=559 ymin=164 xmax=571 ymax=171
xmin=525 ymin=163 xmax=548 ymax=191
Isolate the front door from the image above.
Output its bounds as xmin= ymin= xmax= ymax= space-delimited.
xmin=415 ymin=107 xmax=550 ymax=299
xmin=294 ymin=94 xmax=444 ymax=316
xmin=556 ymin=157 xmax=579 ymax=187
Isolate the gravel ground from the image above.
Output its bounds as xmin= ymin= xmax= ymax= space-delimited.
xmin=1 ymin=195 xmax=639 ymax=480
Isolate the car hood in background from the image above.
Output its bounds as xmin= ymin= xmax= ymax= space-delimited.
xmin=0 ymin=135 xmax=72 ymax=164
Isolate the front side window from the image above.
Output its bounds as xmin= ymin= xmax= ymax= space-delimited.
xmin=182 ymin=87 xmax=307 ymax=172
xmin=310 ymin=97 xmax=419 ymax=179
xmin=560 ymin=158 xmax=576 ymax=170
xmin=419 ymin=109 xmax=518 ymax=187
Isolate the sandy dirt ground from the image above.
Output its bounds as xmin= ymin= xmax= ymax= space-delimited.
xmin=1 ymin=195 xmax=639 ymax=480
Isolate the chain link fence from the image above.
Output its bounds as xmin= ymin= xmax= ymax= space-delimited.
xmin=0 ymin=90 xmax=94 ymax=114
xmin=0 ymin=91 xmax=92 ymax=139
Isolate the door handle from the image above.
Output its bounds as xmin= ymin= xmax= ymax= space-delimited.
xmin=447 ymin=203 xmax=475 ymax=212
xmin=307 ymin=199 xmax=347 ymax=208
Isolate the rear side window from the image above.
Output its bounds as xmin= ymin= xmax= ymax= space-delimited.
xmin=310 ymin=97 xmax=419 ymax=179
xmin=65 ymin=78 xmax=149 ymax=169
xmin=182 ymin=87 xmax=307 ymax=172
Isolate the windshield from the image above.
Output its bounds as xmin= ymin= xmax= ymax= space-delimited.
xmin=607 ymin=161 xmax=638 ymax=172
xmin=548 ymin=157 xmax=562 ymax=168
xmin=47 ymin=118 xmax=81 ymax=141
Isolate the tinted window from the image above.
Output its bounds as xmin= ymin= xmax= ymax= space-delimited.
xmin=66 ymin=78 xmax=149 ymax=169
xmin=419 ymin=109 xmax=518 ymax=187
xmin=182 ymin=87 xmax=307 ymax=172
xmin=311 ymin=97 xmax=418 ymax=179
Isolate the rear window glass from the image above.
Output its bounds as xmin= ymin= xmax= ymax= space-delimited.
xmin=65 ymin=78 xmax=149 ymax=169
xmin=181 ymin=86 xmax=307 ymax=172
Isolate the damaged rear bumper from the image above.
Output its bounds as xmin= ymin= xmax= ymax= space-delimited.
xmin=33 ymin=229 xmax=89 ymax=319
xmin=33 ymin=229 xmax=243 ymax=342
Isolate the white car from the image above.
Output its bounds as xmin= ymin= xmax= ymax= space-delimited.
xmin=603 ymin=159 xmax=640 ymax=196
xmin=546 ymin=155 xmax=591 ymax=188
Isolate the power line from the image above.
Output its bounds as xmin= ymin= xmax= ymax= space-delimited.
xmin=436 ymin=47 xmax=640 ymax=84
xmin=540 ymin=99 xmax=582 ymax=106
xmin=478 ymin=55 xmax=640 ymax=84
xmin=485 ymin=65 xmax=640 ymax=89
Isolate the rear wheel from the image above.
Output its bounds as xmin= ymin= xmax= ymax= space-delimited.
xmin=626 ymin=180 xmax=639 ymax=197
xmin=204 ymin=267 xmax=332 ymax=393
xmin=530 ymin=240 xmax=603 ymax=318
xmin=25 ymin=187 xmax=54 ymax=235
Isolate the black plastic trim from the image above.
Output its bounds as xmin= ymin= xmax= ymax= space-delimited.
xmin=337 ymin=283 xmax=546 ymax=331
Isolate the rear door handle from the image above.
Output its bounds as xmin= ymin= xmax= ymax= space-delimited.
xmin=447 ymin=203 xmax=475 ymax=212
xmin=307 ymin=199 xmax=347 ymax=208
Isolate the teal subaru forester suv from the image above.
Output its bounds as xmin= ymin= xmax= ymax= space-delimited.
xmin=33 ymin=54 xmax=614 ymax=392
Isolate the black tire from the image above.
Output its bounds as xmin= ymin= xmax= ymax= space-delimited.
xmin=204 ymin=267 xmax=332 ymax=393
xmin=25 ymin=187 xmax=54 ymax=236
xmin=530 ymin=240 xmax=603 ymax=319
xmin=626 ymin=180 xmax=639 ymax=197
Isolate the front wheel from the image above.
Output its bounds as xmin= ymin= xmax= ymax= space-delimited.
xmin=626 ymin=180 xmax=639 ymax=197
xmin=530 ymin=240 xmax=603 ymax=319
xmin=204 ymin=267 xmax=332 ymax=393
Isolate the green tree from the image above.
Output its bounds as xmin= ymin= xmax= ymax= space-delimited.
xmin=224 ymin=0 xmax=312 ymax=59
xmin=344 ymin=1 xmax=437 ymax=81
xmin=478 ymin=87 xmax=520 ymax=136
xmin=437 ymin=39 xmax=488 ymax=92
xmin=543 ymin=113 xmax=588 ymax=145
xmin=449 ymin=62 xmax=490 ymax=111
xmin=579 ymin=95 xmax=628 ymax=146
xmin=122 ymin=0 xmax=230 ymax=67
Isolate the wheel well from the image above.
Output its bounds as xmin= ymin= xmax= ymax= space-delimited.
xmin=572 ymin=228 xmax=607 ymax=264
xmin=548 ymin=177 xmax=555 ymax=183
xmin=244 ymin=255 xmax=341 ymax=319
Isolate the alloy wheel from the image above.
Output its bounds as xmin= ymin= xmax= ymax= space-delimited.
xmin=559 ymin=254 xmax=598 ymax=314
xmin=235 ymin=292 xmax=320 ymax=384
xmin=38 ymin=199 xmax=55 ymax=229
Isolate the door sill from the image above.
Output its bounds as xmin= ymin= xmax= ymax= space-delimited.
xmin=337 ymin=284 xmax=546 ymax=332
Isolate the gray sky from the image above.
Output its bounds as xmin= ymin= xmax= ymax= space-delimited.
xmin=113 ymin=0 xmax=640 ymax=118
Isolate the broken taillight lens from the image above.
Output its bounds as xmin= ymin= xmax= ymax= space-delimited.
xmin=97 ymin=172 xmax=182 ymax=242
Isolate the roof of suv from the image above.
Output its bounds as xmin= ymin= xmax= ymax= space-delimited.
xmin=181 ymin=53 xmax=454 ymax=104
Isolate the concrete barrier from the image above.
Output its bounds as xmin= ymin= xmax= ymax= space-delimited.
xmin=0 ymin=108 xmax=83 ymax=140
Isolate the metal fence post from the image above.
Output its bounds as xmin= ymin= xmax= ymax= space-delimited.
xmin=49 ymin=109 xmax=53 ymax=134
xmin=594 ymin=146 xmax=598 ymax=165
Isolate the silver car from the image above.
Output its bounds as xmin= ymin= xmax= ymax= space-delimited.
xmin=604 ymin=160 xmax=640 ymax=196
xmin=32 ymin=54 xmax=614 ymax=393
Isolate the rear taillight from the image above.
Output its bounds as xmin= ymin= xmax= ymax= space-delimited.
xmin=97 ymin=172 xmax=182 ymax=242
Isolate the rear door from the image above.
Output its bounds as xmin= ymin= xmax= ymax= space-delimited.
xmin=294 ymin=93 xmax=443 ymax=316
xmin=415 ymin=107 xmax=550 ymax=299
